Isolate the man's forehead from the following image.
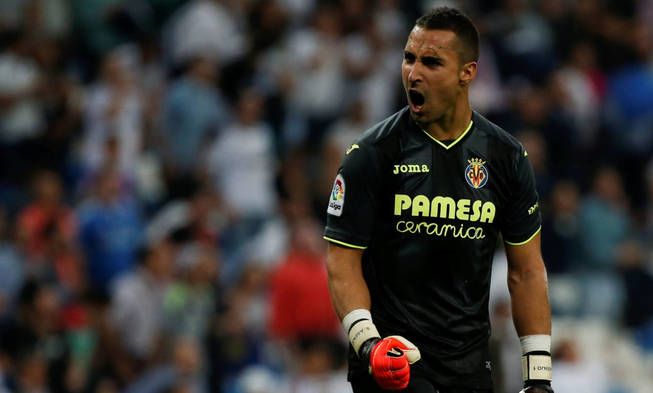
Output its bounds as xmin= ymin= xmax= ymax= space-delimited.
xmin=404 ymin=27 xmax=458 ymax=54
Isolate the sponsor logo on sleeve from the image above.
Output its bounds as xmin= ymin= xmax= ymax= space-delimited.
xmin=327 ymin=174 xmax=345 ymax=216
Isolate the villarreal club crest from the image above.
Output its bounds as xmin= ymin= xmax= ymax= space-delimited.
xmin=465 ymin=158 xmax=488 ymax=189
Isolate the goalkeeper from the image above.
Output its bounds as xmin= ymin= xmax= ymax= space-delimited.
xmin=324 ymin=7 xmax=553 ymax=393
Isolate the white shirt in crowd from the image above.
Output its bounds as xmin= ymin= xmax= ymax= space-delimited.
xmin=164 ymin=0 xmax=246 ymax=66
xmin=207 ymin=123 xmax=277 ymax=217
xmin=0 ymin=53 xmax=44 ymax=143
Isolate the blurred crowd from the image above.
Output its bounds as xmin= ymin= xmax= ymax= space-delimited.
xmin=0 ymin=0 xmax=652 ymax=392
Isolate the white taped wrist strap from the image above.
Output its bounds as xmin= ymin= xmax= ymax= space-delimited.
xmin=519 ymin=335 xmax=551 ymax=355
xmin=348 ymin=319 xmax=380 ymax=355
xmin=342 ymin=309 xmax=372 ymax=333
xmin=522 ymin=354 xmax=552 ymax=381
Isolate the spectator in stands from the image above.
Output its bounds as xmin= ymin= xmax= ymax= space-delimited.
xmin=485 ymin=0 xmax=557 ymax=83
xmin=280 ymin=3 xmax=348 ymax=144
xmin=161 ymin=56 xmax=230 ymax=177
xmin=107 ymin=240 xmax=175 ymax=380
xmin=617 ymin=240 xmax=653 ymax=351
xmin=163 ymin=242 xmax=219 ymax=340
xmin=164 ymin=0 xmax=246 ymax=67
xmin=0 ymin=208 xmax=24 ymax=320
xmin=603 ymin=26 xmax=653 ymax=161
xmin=508 ymin=83 xmax=578 ymax=178
xmin=17 ymin=170 xmax=78 ymax=278
xmin=578 ymin=166 xmax=630 ymax=269
xmin=268 ymin=218 xmax=339 ymax=342
xmin=209 ymin=264 xmax=269 ymax=391
xmin=30 ymin=34 xmax=84 ymax=175
xmin=0 ymin=29 xmax=46 ymax=183
xmin=542 ymin=180 xmax=580 ymax=276
xmin=206 ymin=87 xmax=277 ymax=281
xmin=0 ymin=279 xmax=66 ymax=391
xmin=145 ymin=179 xmax=223 ymax=247
xmin=78 ymin=167 xmax=143 ymax=293
xmin=576 ymin=166 xmax=629 ymax=318
xmin=123 ymin=337 xmax=207 ymax=393
xmin=79 ymin=49 xmax=144 ymax=183
xmin=279 ymin=337 xmax=350 ymax=393
xmin=551 ymin=42 xmax=604 ymax=148
xmin=341 ymin=20 xmax=400 ymax=124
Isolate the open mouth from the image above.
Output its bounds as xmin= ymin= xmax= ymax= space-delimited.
xmin=408 ymin=89 xmax=425 ymax=110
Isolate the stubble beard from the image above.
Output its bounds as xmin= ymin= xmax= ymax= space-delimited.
xmin=410 ymin=109 xmax=442 ymax=131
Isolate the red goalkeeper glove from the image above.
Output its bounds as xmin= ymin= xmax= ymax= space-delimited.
xmin=360 ymin=335 xmax=421 ymax=390
xmin=344 ymin=310 xmax=421 ymax=390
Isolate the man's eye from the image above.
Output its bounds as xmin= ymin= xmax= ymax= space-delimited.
xmin=422 ymin=58 xmax=441 ymax=67
xmin=404 ymin=53 xmax=415 ymax=63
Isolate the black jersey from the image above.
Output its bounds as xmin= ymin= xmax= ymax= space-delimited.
xmin=324 ymin=107 xmax=541 ymax=389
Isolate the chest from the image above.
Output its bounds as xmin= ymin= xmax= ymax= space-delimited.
xmin=385 ymin=143 xmax=512 ymax=228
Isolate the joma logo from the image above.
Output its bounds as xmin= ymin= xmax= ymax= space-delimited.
xmin=393 ymin=164 xmax=429 ymax=174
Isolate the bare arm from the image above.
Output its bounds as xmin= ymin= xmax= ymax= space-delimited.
xmin=325 ymin=241 xmax=421 ymax=383
xmin=505 ymin=233 xmax=551 ymax=336
xmin=326 ymin=243 xmax=370 ymax=319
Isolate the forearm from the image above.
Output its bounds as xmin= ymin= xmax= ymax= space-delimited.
xmin=326 ymin=243 xmax=380 ymax=356
xmin=326 ymin=244 xmax=371 ymax=319
xmin=324 ymin=245 xmax=421 ymax=390
xmin=505 ymin=236 xmax=554 ymax=391
xmin=508 ymin=261 xmax=551 ymax=336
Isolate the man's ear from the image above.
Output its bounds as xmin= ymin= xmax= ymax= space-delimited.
xmin=459 ymin=61 xmax=477 ymax=87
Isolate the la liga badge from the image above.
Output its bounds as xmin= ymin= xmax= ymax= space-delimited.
xmin=327 ymin=174 xmax=345 ymax=216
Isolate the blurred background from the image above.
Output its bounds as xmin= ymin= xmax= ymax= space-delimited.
xmin=0 ymin=0 xmax=652 ymax=392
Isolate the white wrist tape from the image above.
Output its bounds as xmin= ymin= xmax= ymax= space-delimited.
xmin=519 ymin=335 xmax=551 ymax=355
xmin=343 ymin=309 xmax=372 ymax=333
xmin=342 ymin=309 xmax=380 ymax=355
xmin=520 ymin=335 xmax=552 ymax=381
xmin=522 ymin=354 xmax=552 ymax=381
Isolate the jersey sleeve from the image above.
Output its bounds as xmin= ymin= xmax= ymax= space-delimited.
xmin=501 ymin=147 xmax=542 ymax=245
xmin=323 ymin=144 xmax=380 ymax=249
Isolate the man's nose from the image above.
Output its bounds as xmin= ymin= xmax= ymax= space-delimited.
xmin=407 ymin=64 xmax=423 ymax=85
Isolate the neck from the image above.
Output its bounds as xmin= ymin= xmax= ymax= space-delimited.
xmin=421 ymin=100 xmax=472 ymax=141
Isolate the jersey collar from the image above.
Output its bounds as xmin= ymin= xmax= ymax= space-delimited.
xmin=417 ymin=117 xmax=474 ymax=150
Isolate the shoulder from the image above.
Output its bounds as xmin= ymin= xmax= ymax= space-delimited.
xmin=473 ymin=112 xmax=523 ymax=150
xmin=347 ymin=107 xmax=410 ymax=165
xmin=473 ymin=111 xmax=526 ymax=159
xmin=356 ymin=107 xmax=409 ymax=147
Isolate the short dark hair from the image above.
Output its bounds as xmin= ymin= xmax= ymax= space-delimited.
xmin=415 ymin=7 xmax=479 ymax=63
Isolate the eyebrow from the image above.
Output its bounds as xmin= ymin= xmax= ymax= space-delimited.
xmin=403 ymin=50 xmax=444 ymax=60
xmin=421 ymin=55 xmax=442 ymax=62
